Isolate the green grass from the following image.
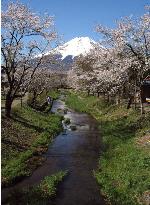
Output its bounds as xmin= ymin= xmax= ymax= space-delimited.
xmin=36 ymin=89 xmax=60 ymax=104
xmin=6 ymin=170 xmax=68 ymax=204
xmin=66 ymin=91 xmax=150 ymax=205
xmin=35 ymin=170 xmax=68 ymax=197
xmin=65 ymin=92 xmax=97 ymax=112
xmin=65 ymin=91 xmax=109 ymax=118
xmin=27 ymin=89 xmax=60 ymax=108
xmin=2 ymin=104 xmax=62 ymax=187
xmin=48 ymin=89 xmax=60 ymax=99
xmin=94 ymin=109 xmax=150 ymax=205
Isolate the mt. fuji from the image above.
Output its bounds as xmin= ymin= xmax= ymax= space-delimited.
xmin=54 ymin=37 xmax=96 ymax=59
xmin=38 ymin=37 xmax=97 ymax=71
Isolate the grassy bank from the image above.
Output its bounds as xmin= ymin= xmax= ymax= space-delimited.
xmin=66 ymin=92 xmax=150 ymax=205
xmin=2 ymin=100 xmax=62 ymax=187
xmin=5 ymin=170 xmax=68 ymax=204
xmin=34 ymin=170 xmax=68 ymax=198
xmin=35 ymin=89 xmax=61 ymax=105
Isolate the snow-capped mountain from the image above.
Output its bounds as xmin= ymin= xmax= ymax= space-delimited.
xmin=41 ymin=36 xmax=96 ymax=59
xmin=38 ymin=37 xmax=97 ymax=71
xmin=55 ymin=37 xmax=96 ymax=59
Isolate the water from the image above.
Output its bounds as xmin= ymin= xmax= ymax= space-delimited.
xmin=2 ymin=98 xmax=106 ymax=205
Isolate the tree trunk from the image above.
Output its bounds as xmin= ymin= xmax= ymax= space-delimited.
xmin=103 ymin=92 xmax=105 ymax=100
xmin=118 ymin=93 xmax=121 ymax=104
xmin=21 ymin=96 xmax=23 ymax=107
xmin=116 ymin=95 xmax=119 ymax=105
xmin=127 ymin=96 xmax=133 ymax=109
xmin=134 ymin=81 xmax=137 ymax=110
xmin=31 ymin=91 xmax=37 ymax=107
xmin=106 ymin=94 xmax=110 ymax=103
xmin=140 ymin=89 xmax=144 ymax=115
xmin=116 ymin=93 xmax=121 ymax=105
xmin=5 ymin=93 xmax=13 ymax=117
xmin=45 ymin=89 xmax=49 ymax=96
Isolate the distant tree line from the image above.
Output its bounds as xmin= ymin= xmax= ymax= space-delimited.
xmin=67 ymin=6 xmax=150 ymax=114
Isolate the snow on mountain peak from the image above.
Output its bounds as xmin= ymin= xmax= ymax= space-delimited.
xmin=55 ymin=36 xmax=96 ymax=59
xmin=36 ymin=37 xmax=97 ymax=59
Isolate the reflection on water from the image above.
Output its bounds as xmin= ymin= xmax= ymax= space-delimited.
xmin=2 ymin=96 xmax=106 ymax=205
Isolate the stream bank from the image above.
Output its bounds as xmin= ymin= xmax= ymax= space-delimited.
xmin=2 ymin=95 xmax=106 ymax=205
xmin=65 ymin=92 xmax=150 ymax=205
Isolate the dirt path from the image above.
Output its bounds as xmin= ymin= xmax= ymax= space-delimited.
xmin=2 ymin=97 xmax=106 ymax=205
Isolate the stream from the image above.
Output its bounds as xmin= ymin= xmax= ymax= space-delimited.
xmin=2 ymin=95 xmax=106 ymax=205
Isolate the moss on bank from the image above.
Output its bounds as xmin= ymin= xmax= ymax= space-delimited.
xmin=66 ymin=92 xmax=150 ymax=205
xmin=2 ymin=104 xmax=63 ymax=187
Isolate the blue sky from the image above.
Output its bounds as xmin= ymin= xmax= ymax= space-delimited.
xmin=4 ymin=0 xmax=150 ymax=42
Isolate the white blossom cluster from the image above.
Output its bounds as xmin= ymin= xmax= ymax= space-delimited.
xmin=68 ymin=7 xmax=150 ymax=100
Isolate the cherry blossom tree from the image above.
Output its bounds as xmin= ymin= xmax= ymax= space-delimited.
xmin=1 ymin=1 xmax=57 ymax=117
xmin=71 ymin=53 xmax=97 ymax=95
xmin=70 ymin=46 xmax=128 ymax=101
xmin=28 ymin=68 xmax=53 ymax=107
xmin=67 ymin=7 xmax=149 ymax=114
xmin=96 ymin=6 xmax=150 ymax=113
